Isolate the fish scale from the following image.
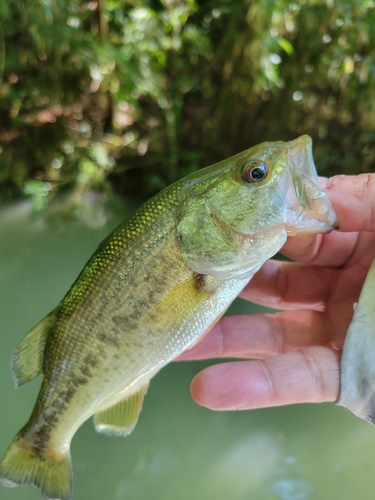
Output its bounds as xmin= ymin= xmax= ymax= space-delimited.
xmin=24 ymin=205 xmax=196 ymax=449
xmin=0 ymin=136 xmax=337 ymax=500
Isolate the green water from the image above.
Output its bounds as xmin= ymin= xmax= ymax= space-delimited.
xmin=1 ymin=200 xmax=375 ymax=500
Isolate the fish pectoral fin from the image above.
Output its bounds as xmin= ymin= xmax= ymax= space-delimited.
xmin=94 ymin=383 xmax=149 ymax=437
xmin=11 ymin=307 xmax=58 ymax=388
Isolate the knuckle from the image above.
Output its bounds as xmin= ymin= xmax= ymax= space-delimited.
xmin=299 ymin=348 xmax=326 ymax=401
xmin=357 ymin=174 xmax=375 ymax=231
xmin=274 ymin=263 xmax=289 ymax=304
xmin=270 ymin=313 xmax=287 ymax=354
xmin=357 ymin=173 xmax=375 ymax=194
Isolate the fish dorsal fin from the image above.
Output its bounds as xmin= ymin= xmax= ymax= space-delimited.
xmin=94 ymin=384 xmax=149 ymax=437
xmin=11 ymin=308 xmax=58 ymax=387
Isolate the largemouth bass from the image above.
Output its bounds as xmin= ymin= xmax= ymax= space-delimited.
xmin=0 ymin=136 xmax=337 ymax=500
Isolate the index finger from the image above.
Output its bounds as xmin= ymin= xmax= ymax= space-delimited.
xmin=281 ymin=174 xmax=375 ymax=265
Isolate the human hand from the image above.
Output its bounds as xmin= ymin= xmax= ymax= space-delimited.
xmin=178 ymin=174 xmax=375 ymax=411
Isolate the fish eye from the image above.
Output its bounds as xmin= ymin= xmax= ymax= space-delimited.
xmin=241 ymin=161 xmax=269 ymax=183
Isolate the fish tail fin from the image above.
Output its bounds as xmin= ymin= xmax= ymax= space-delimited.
xmin=0 ymin=433 xmax=72 ymax=500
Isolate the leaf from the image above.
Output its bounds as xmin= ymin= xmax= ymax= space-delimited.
xmin=278 ymin=36 xmax=294 ymax=55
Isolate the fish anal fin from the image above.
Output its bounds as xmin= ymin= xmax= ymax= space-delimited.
xmin=94 ymin=384 xmax=149 ymax=437
xmin=12 ymin=308 xmax=58 ymax=388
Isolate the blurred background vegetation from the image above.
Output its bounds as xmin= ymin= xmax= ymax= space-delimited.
xmin=1 ymin=0 xmax=374 ymax=214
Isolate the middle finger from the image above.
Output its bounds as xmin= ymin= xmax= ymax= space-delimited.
xmin=177 ymin=308 xmax=329 ymax=361
xmin=240 ymin=259 xmax=338 ymax=310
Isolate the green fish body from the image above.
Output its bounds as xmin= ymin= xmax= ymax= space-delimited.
xmin=0 ymin=136 xmax=337 ymax=500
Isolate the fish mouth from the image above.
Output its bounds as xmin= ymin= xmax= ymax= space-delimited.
xmin=282 ymin=135 xmax=338 ymax=235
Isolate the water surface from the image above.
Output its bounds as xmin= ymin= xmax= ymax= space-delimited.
xmin=1 ymin=201 xmax=375 ymax=500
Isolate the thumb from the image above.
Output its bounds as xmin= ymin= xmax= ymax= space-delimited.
xmin=326 ymin=174 xmax=375 ymax=233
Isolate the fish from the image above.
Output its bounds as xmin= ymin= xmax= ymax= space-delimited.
xmin=0 ymin=135 xmax=337 ymax=500
xmin=337 ymin=258 xmax=375 ymax=423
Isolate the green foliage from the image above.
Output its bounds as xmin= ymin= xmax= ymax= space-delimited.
xmin=0 ymin=0 xmax=374 ymax=211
